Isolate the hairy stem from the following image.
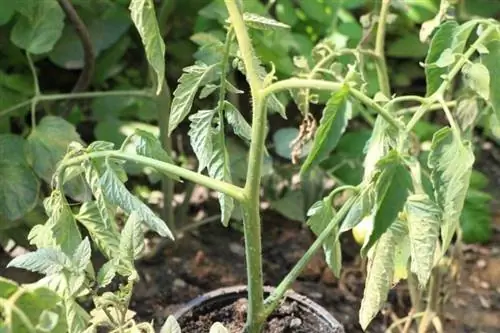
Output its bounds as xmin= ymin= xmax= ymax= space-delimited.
xmin=225 ymin=1 xmax=265 ymax=331
xmin=59 ymin=150 xmax=246 ymax=203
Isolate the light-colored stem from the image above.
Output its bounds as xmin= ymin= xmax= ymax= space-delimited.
xmin=59 ymin=150 xmax=246 ymax=203
xmin=225 ymin=1 xmax=266 ymax=331
xmin=374 ymin=0 xmax=391 ymax=96
xmin=261 ymin=78 xmax=404 ymax=131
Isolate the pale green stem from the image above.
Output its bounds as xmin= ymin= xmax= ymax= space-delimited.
xmin=374 ymin=0 xmax=391 ymax=96
xmin=440 ymin=98 xmax=461 ymax=138
xmin=261 ymin=78 xmax=404 ymax=131
xmin=397 ymin=101 xmax=456 ymax=116
xmin=225 ymin=1 xmax=266 ymax=331
xmin=263 ymin=195 xmax=357 ymax=317
xmin=59 ymin=150 xmax=246 ymax=203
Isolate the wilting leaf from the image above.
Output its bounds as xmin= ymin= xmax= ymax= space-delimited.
xmin=160 ymin=316 xmax=181 ymax=333
xmin=241 ymin=12 xmax=290 ymax=30
xmin=224 ymin=101 xmax=252 ymax=143
xmin=424 ymin=20 xmax=458 ymax=96
xmin=301 ymin=86 xmax=351 ymax=174
xmin=359 ymin=219 xmax=407 ymax=330
xmin=99 ymin=162 xmax=174 ymax=239
xmin=120 ymin=211 xmax=145 ymax=263
xmin=0 ymin=134 xmax=39 ymax=221
xmin=7 ymin=248 xmax=72 ymax=275
xmin=10 ymin=0 xmax=64 ymax=54
xmin=129 ymin=0 xmax=165 ymax=94
xmin=210 ymin=322 xmax=229 ymax=333
xmin=428 ymin=127 xmax=474 ymax=253
xmin=169 ymin=63 xmax=220 ymax=134
xmin=363 ymin=151 xmax=412 ymax=255
xmin=307 ymin=198 xmax=342 ymax=277
xmin=188 ymin=109 xmax=216 ymax=172
xmin=340 ymin=187 xmax=372 ymax=233
xmin=462 ymin=62 xmax=490 ymax=100
xmin=71 ymin=237 xmax=91 ymax=273
xmin=208 ymin=130 xmax=234 ymax=226
xmin=406 ymin=194 xmax=441 ymax=286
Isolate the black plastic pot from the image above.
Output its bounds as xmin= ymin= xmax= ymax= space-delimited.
xmin=174 ymin=285 xmax=345 ymax=332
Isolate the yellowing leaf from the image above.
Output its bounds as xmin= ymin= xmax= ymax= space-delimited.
xmin=129 ymin=0 xmax=165 ymax=94
xmin=428 ymin=127 xmax=474 ymax=253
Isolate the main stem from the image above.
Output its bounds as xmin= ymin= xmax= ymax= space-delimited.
xmin=225 ymin=1 xmax=266 ymax=332
xmin=374 ymin=0 xmax=391 ymax=96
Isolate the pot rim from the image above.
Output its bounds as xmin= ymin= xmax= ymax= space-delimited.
xmin=173 ymin=285 xmax=344 ymax=331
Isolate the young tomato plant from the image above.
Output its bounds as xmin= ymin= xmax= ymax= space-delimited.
xmin=5 ymin=0 xmax=500 ymax=333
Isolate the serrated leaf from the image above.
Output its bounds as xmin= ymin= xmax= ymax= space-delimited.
xmin=210 ymin=322 xmax=229 ymax=333
xmin=10 ymin=0 xmax=64 ymax=54
xmin=160 ymin=315 xmax=181 ymax=333
xmin=428 ymin=127 xmax=474 ymax=253
xmin=65 ymin=299 xmax=90 ymax=333
xmin=301 ymin=87 xmax=351 ymax=174
xmin=134 ymin=129 xmax=180 ymax=181
xmin=208 ymin=130 xmax=235 ymax=226
xmin=463 ymin=62 xmax=490 ymax=100
xmin=0 ymin=134 xmax=39 ymax=221
xmin=481 ymin=40 xmax=500 ymax=113
xmin=7 ymin=248 xmax=72 ymax=275
xmin=307 ymin=198 xmax=342 ymax=277
xmin=27 ymin=116 xmax=83 ymax=183
xmin=224 ymin=101 xmax=252 ymax=143
xmin=424 ymin=20 xmax=458 ymax=96
xmin=362 ymin=117 xmax=398 ymax=182
xmin=169 ymin=63 xmax=220 ymax=135
xmin=359 ymin=219 xmax=407 ymax=330
xmin=405 ymin=194 xmax=440 ymax=286
xmin=188 ymin=109 xmax=216 ymax=172
xmin=241 ymin=12 xmax=290 ymax=30
xmin=100 ymin=162 xmax=174 ymax=239
xmin=363 ymin=151 xmax=412 ymax=255
xmin=120 ymin=211 xmax=145 ymax=263
xmin=96 ymin=260 xmax=117 ymax=288
xmin=129 ymin=0 xmax=165 ymax=94
xmin=72 ymin=237 xmax=91 ymax=273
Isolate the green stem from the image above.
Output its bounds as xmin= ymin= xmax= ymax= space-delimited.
xmin=440 ymin=98 xmax=461 ymax=138
xmin=59 ymin=150 xmax=246 ymax=203
xmin=263 ymin=195 xmax=357 ymax=317
xmin=374 ymin=0 xmax=391 ymax=96
xmin=261 ymin=78 xmax=404 ymax=131
xmin=225 ymin=1 xmax=265 ymax=331
xmin=397 ymin=101 xmax=456 ymax=116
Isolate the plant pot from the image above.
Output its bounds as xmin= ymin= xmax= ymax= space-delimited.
xmin=173 ymin=285 xmax=345 ymax=333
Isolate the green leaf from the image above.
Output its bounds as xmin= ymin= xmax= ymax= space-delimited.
xmin=340 ymin=188 xmax=372 ymax=233
xmin=10 ymin=0 xmax=65 ymax=54
xmin=129 ymin=0 xmax=165 ymax=94
xmin=481 ymin=40 xmax=500 ymax=113
xmin=160 ymin=315 xmax=181 ymax=333
xmin=169 ymin=63 xmax=220 ymax=135
xmin=96 ymin=260 xmax=117 ymax=288
xmin=99 ymin=162 xmax=173 ymax=239
xmin=188 ymin=109 xmax=217 ymax=172
xmin=0 ymin=277 xmax=66 ymax=333
xmin=241 ymin=12 xmax=290 ymax=30
xmin=462 ymin=62 xmax=490 ymax=100
xmin=405 ymin=194 xmax=440 ymax=286
xmin=434 ymin=48 xmax=455 ymax=68
xmin=134 ymin=129 xmax=180 ymax=181
xmin=362 ymin=117 xmax=398 ymax=182
xmin=71 ymin=237 xmax=91 ymax=273
xmin=359 ymin=219 xmax=407 ymax=330
xmin=428 ymin=127 xmax=474 ymax=253
xmin=208 ymin=130 xmax=235 ymax=226
xmin=451 ymin=20 xmax=479 ymax=54
xmin=424 ymin=20 xmax=458 ymax=96
xmin=0 ymin=0 xmax=17 ymax=25
xmin=461 ymin=189 xmax=492 ymax=244
xmin=301 ymin=87 xmax=351 ymax=174
xmin=272 ymin=127 xmax=311 ymax=160
xmin=0 ymin=134 xmax=39 ymax=221
xmin=7 ymin=248 xmax=72 ymax=275
xmin=387 ymin=34 xmax=428 ymax=59
xmin=120 ymin=211 xmax=145 ymax=263
xmin=307 ymin=198 xmax=342 ymax=277
xmin=27 ymin=116 xmax=82 ymax=182
xmin=64 ymin=299 xmax=90 ymax=333
xmin=224 ymin=101 xmax=252 ymax=143
xmin=363 ymin=151 xmax=413 ymax=255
